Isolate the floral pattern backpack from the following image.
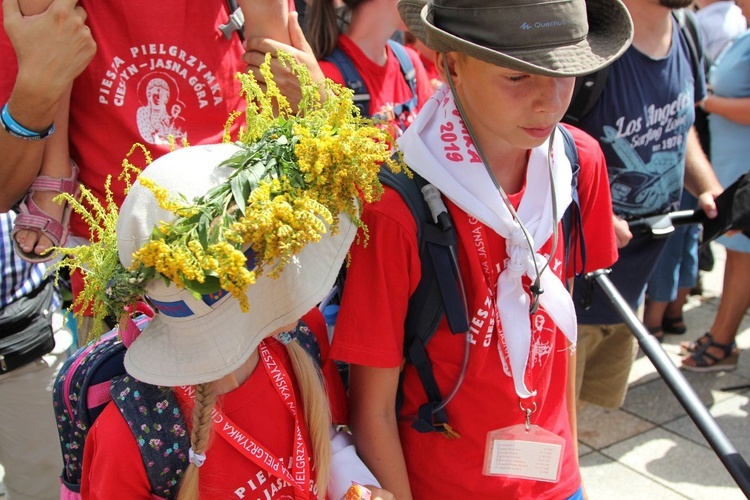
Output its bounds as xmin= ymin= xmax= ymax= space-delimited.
xmin=53 ymin=304 xmax=331 ymax=499
xmin=52 ymin=305 xmax=190 ymax=499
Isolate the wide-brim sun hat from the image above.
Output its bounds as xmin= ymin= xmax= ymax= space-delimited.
xmin=116 ymin=144 xmax=357 ymax=387
xmin=399 ymin=0 xmax=634 ymax=78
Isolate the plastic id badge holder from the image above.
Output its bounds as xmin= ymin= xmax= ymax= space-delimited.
xmin=482 ymin=424 xmax=565 ymax=483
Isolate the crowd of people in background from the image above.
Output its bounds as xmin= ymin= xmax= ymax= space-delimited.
xmin=0 ymin=0 xmax=748 ymax=497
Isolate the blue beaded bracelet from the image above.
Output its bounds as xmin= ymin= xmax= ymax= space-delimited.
xmin=0 ymin=102 xmax=55 ymax=140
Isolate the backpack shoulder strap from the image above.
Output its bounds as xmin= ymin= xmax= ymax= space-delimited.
xmin=558 ymin=125 xmax=587 ymax=279
xmin=111 ymin=375 xmax=190 ymax=500
xmin=324 ymin=48 xmax=371 ymax=116
xmin=378 ymin=167 xmax=468 ymax=337
xmin=385 ymin=40 xmax=419 ymax=117
xmin=219 ymin=0 xmax=245 ymax=42
xmin=378 ymin=165 xmax=468 ymax=436
xmin=289 ymin=318 xmax=322 ymax=367
xmin=563 ymin=67 xmax=610 ymax=126
xmin=54 ymin=329 xmax=124 ymax=493
xmin=673 ymin=9 xmax=710 ymax=83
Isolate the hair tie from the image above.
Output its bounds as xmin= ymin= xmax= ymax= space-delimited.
xmin=275 ymin=330 xmax=295 ymax=345
xmin=189 ymin=448 xmax=206 ymax=468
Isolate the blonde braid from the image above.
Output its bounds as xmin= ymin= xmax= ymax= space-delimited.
xmin=177 ymin=383 xmax=217 ymax=500
xmin=286 ymin=341 xmax=331 ymax=499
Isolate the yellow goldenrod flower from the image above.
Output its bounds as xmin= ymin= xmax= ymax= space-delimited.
xmin=49 ymin=49 xmax=404 ymax=339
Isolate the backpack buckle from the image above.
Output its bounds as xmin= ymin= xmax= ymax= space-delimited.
xmin=411 ymin=402 xmax=460 ymax=438
xmin=218 ymin=7 xmax=245 ymax=40
xmin=434 ymin=422 xmax=461 ymax=439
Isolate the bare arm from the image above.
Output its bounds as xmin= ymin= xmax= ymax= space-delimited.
xmin=0 ymin=0 xmax=94 ymax=210
xmin=348 ymin=364 xmax=414 ymax=500
xmin=566 ymin=344 xmax=579 ymax=459
xmin=567 ymin=341 xmax=588 ymax=498
xmin=702 ymin=95 xmax=750 ymax=127
xmin=243 ymin=11 xmax=325 ymax=109
xmin=683 ymin=126 xmax=722 ymax=219
xmin=612 ymin=214 xmax=632 ymax=248
xmin=19 ymin=0 xmax=73 ymax=184
xmin=238 ymin=0 xmax=290 ymax=45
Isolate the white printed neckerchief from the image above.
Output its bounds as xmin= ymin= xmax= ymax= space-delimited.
xmin=396 ymin=85 xmax=577 ymax=398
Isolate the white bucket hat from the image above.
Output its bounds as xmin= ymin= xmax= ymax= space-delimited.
xmin=116 ymin=144 xmax=356 ymax=387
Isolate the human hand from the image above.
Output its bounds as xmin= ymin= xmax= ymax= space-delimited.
xmin=343 ymin=483 xmax=395 ymax=500
xmin=697 ymin=188 xmax=721 ymax=220
xmin=3 ymin=0 xmax=95 ymax=117
xmin=243 ymin=11 xmax=325 ymax=109
xmin=612 ymin=214 xmax=632 ymax=248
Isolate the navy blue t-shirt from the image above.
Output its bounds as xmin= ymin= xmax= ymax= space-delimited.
xmin=574 ymin=18 xmax=706 ymax=324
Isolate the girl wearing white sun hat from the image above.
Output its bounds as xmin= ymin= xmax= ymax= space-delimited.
xmin=79 ymin=143 xmax=391 ymax=500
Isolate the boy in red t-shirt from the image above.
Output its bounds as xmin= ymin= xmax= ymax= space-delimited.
xmin=330 ymin=0 xmax=633 ymax=498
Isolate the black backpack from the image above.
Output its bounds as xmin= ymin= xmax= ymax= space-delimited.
xmin=564 ymin=8 xmax=710 ymax=155
xmin=342 ymin=125 xmax=585 ymax=437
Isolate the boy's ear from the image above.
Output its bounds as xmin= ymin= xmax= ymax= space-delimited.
xmin=436 ymin=52 xmax=459 ymax=82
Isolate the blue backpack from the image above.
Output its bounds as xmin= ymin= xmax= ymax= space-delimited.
xmin=324 ymin=39 xmax=419 ymax=128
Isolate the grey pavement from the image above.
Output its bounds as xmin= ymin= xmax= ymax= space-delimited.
xmin=579 ymin=243 xmax=750 ymax=499
xmin=0 ymin=244 xmax=747 ymax=498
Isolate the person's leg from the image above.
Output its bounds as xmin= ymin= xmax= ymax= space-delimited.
xmin=663 ymin=227 xmax=700 ymax=334
xmin=661 ymin=194 xmax=699 ymax=331
xmin=644 ymin=229 xmax=685 ymax=338
xmin=0 ymin=359 xmax=62 ymax=500
xmin=575 ymin=324 xmax=603 ymax=402
xmin=12 ymin=92 xmax=76 ymax=262
xmin=577 ymin=323 xmax=637 ymax=408
xmin=663 ymin=287 xmax=690 ymax=331
xmin=643 ymin=299 xmax=669 ymax=339
xmin=682 ymin=248 xmax=750 ymax=370
xmin=709 ymin=248 xmax=750 ymax=345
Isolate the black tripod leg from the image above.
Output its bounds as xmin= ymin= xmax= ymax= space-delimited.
xmin=589 ymin=270 xmax=750 ymax=497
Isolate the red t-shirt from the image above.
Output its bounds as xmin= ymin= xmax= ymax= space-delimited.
xmin=419 ymin=52 xmax=440 ymax=85
xmin=331 ymin=125 xmax=617 ymax=499
xmin=81 ymin=339 xmax=321 ymax=500
xmin=0 ymin=0 xmax=247 ymax=240
xmin=319 ymin=35 xmax=434 ymax=135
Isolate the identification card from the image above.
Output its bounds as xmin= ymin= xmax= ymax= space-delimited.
xmin=483 ymin=424 xmax=565 ymax=482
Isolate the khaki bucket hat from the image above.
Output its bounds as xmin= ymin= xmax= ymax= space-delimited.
xmin=399 ymin=0 xmax=634 ymax=77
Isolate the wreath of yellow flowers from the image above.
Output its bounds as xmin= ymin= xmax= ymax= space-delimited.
xmin=52 ymin=52 xmax=403 ymax=338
